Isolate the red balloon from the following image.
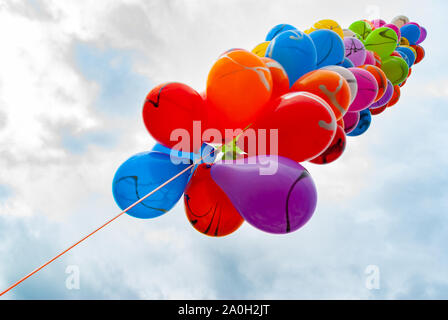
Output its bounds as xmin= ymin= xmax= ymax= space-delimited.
xmin=143 ymin=83 xmax=206 ymax=153
xmin=411 ymin=45 xmax=425 ymax=64
xmin=240 ymin=92 xmax=337 ymax=163
xmin=370 ymin=104 xmax=387 ymax=115
xmin=386 ymin=85 xmax=401 ymax=108
xmin=309 ymin=125 xmax=346 ymax=165
xmin=184 ymin=164 xmax=244 ymax=237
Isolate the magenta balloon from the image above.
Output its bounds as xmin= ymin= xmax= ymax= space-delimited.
xmin=347 ymin=68 xmax=378 ymax=112
xmin=344 ymin=37 xmax=366 ymax=67
xmin=364 ymin=50 xmax=375 ymax=65
xmin=416 ymin=26 xmax=427 ymax=44
xmin=343 ymin=111 xmax=360 ymax=134
xmin=210 ymin=155 xmax=317 ymax=234
xmin=371 ymin=19 xmax=386 ymax=29
xmin=370 ymin=80 xmax=393 ymax=109
xmin=384 ymin=23 xmax=401 ymax=41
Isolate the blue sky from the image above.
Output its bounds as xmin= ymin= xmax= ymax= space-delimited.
xmin=0 ymin=0 xmax=447 ymax=299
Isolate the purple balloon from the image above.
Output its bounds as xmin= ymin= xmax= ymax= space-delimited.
xmin=343 ymin=111 xmax=360 ymax=134
xmin=416 ymin=26 xmax=427 ymax=45
xmin=210 ymin=156 xmax=317 ymax=234
xmin=344 ymin=37 xmax=366 ymax=67
xmin=370 ymin=80 xmax=393 ymax=109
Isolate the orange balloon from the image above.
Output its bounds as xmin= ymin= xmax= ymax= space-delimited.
xmin=386 ymin=85 xmax=401 ymax=108
xmin=337 ymin=118 xmax=345 ymax=129
xmin=411 ymin=45 xmax=425 ymax=64
xmin=260 ymin=57 xmax=290 ymax=99
xmin=184 ymin=164 xmax=244 ymax=237
xmin=360 ymin=65 xmax=388 ymax=102
xmin=290 ymin=70 xmax=351 ymax=121
xmin=373 ymin=52 xmax=382 ymax=68
xmin=206 ymin=49 xmax=273 ymax=134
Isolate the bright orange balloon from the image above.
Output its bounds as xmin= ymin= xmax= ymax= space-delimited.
xmin=260 ymin=57 xmax=290 ymax=99
xmin=386 ymin=85 xmax=401 ymax=108
xmin=206 ymin=49 xmax=273 ymax=134
xmin=291 ymin=70 xmax=351 ymax=121
xmin=360 ymin=65 xmax=388 ymax=102
xmin=337 ymin=118 xmax=345 ymax=129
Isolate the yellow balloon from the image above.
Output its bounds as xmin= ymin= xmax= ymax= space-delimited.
xmin=400 ymin=37 xmax=410 ymax=46
xmin=312 ymin=19 xmax=344 ymax=38
xmin=252 ymin=41 xmax=270 ymax=57
xmin=304 ymin=27 xmax=315 ymax=34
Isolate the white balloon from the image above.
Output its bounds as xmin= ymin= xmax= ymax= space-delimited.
xmin=343 ymin=28 xmax=357 ymax=38
xmin=391 ymin=15 xmax=410 ymax=29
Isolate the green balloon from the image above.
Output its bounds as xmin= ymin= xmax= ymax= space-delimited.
xmin=364 ymin=27 xmax=398 ymax=57
xmin=381 ymin=56 xmax=409 ymax=85
xmin=349 ymin=21 xmax=372 ymax=39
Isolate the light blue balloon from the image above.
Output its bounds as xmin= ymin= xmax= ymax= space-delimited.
xmin=347 ymin=109 xmax=372 ymax=137
xmin=266 ymin=29 xmax=317 ymax=85
xmin=265 ymin=24 xmax=297 ymax=41
xmin=112 ymin=151 xmax=191 ymax=219
xmin=309 ymin=29 xmax=345 ymax=68
xmin=337 ymin=57 xmax=355 ymax=68
xmin=396 ymin=47 xmax=415 ymax=67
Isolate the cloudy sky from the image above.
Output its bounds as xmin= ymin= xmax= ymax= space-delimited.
xmin=0 ymin=0 xmax=447 ymax=299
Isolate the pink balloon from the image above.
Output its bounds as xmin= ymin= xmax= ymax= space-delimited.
xmin=364 ymin=50 xmax=375 ymax=65
xmin=371 ymin=19 xmax=386 ymax=29
xmin=384 ymin=23 xmax=401 ymax=42
xmin=347 ymin=68 xmax=378 ymax=112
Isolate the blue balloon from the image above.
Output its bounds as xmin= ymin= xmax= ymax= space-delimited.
xmin=396 ymin=46 xmax=415 ymax=67
xmin=265 ymin=24 xmax=297 ymax=41
xmin=398 ymin=51 xmax=410 ymax=67
xmin=347 ymin=109 xmax=372 ymax=137
xmin=400 ymin=24 xmax=421 ymax=45
xmin=309 ymin=29 xmax=345 ymax=68
xmin=112 ymin=151 xmax=191 ymax=219
xmin=266 ymin=30 xmax=317 ymax=85
xmin=337 ymin=57 xmax=355 ymax=68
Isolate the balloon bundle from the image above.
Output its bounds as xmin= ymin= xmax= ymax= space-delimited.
xmin=112 ymin=15 xmax=427 ymax=237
